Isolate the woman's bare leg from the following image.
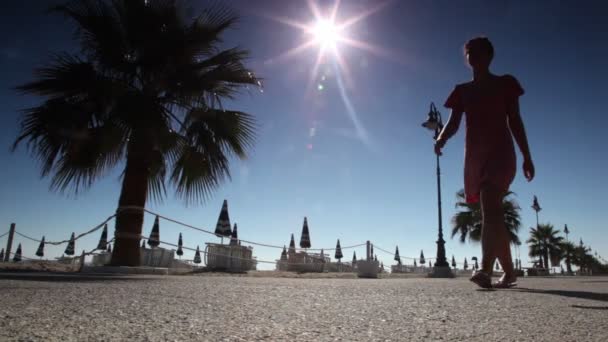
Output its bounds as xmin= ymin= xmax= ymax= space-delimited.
xmin=480 ymin=185 xmax=504 ymax=275
xmin=495 ymin=224 xmax=515 ymax=281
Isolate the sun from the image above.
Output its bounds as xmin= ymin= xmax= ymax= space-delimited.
xmin=263 ymin=0 xmax=396 ymax=93
xmin=311 ymin=19 xmax=340 ymax=47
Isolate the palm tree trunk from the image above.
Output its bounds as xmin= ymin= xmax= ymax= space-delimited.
xmin=109 ymin=139 xmax=150 ymax=266
xmin=543 ymin=249 xmax=550 ymax=270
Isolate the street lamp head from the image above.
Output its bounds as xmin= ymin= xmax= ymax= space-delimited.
xmin=531 ymin=195 xmax=541 ymax=212
xmin=422 ymin=102 xmax=443 ymax=132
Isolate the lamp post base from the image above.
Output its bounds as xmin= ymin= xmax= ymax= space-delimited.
xmin=428 ymin=266 xmax=454 ymax=278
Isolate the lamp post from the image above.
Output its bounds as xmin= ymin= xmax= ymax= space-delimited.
xmin=531 ymin=196 xmax=541 ymax=228
xmin=422 ymin=102 xmax=453 ymax=278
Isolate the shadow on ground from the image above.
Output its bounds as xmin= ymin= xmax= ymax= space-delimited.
xmin=513 ymin=287 xmax=608 ymax=303
xmin=0 ymin=272 xmax=158 ymax=283
xmin=571 ymin=304 xmax=608 ymax=310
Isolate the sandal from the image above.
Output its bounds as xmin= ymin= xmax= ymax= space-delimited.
xmin=470 ymin=270 xmax=492 ymax=289
xmin=493 ymin=274 xmax=517 ymax=289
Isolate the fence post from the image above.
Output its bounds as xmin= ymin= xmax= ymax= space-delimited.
xmin=4 ymin=223 xmax=15 ymax=262
xmin=79 ymin=250 xmax=86 ymax=272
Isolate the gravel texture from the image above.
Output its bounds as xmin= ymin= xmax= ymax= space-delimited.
xmin=0 ymin=273 xmax=607 ymax=341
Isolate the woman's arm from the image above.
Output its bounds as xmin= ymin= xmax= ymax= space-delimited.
xmin=507 ymin=99 xmax=535 ymax=181
xmin=434 ymin=109 xmax=463 ymax=155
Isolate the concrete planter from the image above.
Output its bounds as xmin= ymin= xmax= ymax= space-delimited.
xmin=356 ymin=260 xmax=379 ymax=278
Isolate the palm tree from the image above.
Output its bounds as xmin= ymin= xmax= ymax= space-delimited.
xmin=527 ymin=223 xmax=563 ymax=270
xmin=451 ymin=190 xmax=522 ymax=245
xmin=560 ymin=241 xmax=576 ymax=274
xmin=13 ymin=1 xmax=259 ymax=266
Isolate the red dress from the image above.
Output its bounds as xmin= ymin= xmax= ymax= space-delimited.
xmin=444 ymin=75 xmax=524 ymax=203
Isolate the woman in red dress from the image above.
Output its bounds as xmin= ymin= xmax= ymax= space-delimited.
xmin=435 ymin=37 xmax=535 ymax=288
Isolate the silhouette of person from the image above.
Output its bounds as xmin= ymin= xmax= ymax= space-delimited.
xmin=435 ymin=37 xmax=535 ymax=288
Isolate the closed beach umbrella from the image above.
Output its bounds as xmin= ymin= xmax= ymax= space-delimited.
xmin=229 ymin=223 xmax=239 ymax=246
xmin=394 ymin=246 xmax=401 ymax=264
xmin=334 ymin=239 xmax=343 ymax=261
xmin=280 ymin=246 xmax=288 ymax=261
xmin=320 ymin=248 xmax=325 ymax=263
xmin=451 ymin=255 xmax=456 ymax=268
xmin=370 ymin=244 xmax=374 ymax=260
xmin=288 ymin=234 xmax=296 ymax=255
xmin=13 ymin=243 xmax=22 ymax=262
xmin=495 ymin=261 xmax=500 ymax=271
xmin=299 ymin=217 xmax=311 ymax=249
xmin=176 ymin=233 xmax=183 ymax=258
xmin=193 ymin=246 xmax=201 ymax=264
xmin=97 ymin=224 xmax=108 ymax=250
xmin=36 ymin=236 xmax=45 ymax=258
xmin=214 ymin=199 xmax=232 ymax=242
xmin=36 ymin=236 xmax=44 ymax=258
xmin=0 ymin=248 xmax=4 ymax=260
xmin=352 ymin=251 xmax=357 ymax=265
xmin=419 ymin=250 xmax=425 ymax=265
xmin=464 ymin=257 xmax=469 ymax=270
xmin=64 ymin=232 xmax=75 ymax=256
xmin=148 ymin=216 xmax=160 ymax=248
xmin=374 ymin=254 xmax=378 ymax=262
xmin=107 ymin=244 xmax=112 ymax=253
xmin=141 ymin=240 xmax=146 ymax=249
xmin=414 ymin=259 xmax=417 ymax=267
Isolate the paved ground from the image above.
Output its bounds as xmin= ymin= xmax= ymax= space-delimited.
xmin=0 ymin=273 xmax=607 ymax=341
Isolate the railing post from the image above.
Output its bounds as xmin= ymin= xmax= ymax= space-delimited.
xmin=4 ymin=223 xmax=15 ymax=262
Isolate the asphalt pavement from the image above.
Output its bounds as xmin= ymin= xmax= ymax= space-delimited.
xmin=0 ymin=273 xmax=606 ymax=341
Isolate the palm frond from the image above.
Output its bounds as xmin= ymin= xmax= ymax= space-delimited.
xmin=50 ymin=0 xmax=130 ymax=73
xmin=184 ymin=108 xmax=256 ymax=158
xmin=170 ymin=144 xmax=229 ymax=205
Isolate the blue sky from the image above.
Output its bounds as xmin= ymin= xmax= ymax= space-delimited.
xmin=0 ymin=0 xmax=607 ymax=269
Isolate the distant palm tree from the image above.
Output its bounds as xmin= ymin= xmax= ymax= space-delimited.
xmin=527 ymin=224 xmax=563 ymax=269
xmin=451 ymin=190 xmax=522 ymax=245
xmin=13 ymin=0 xmax=259 ymax=266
